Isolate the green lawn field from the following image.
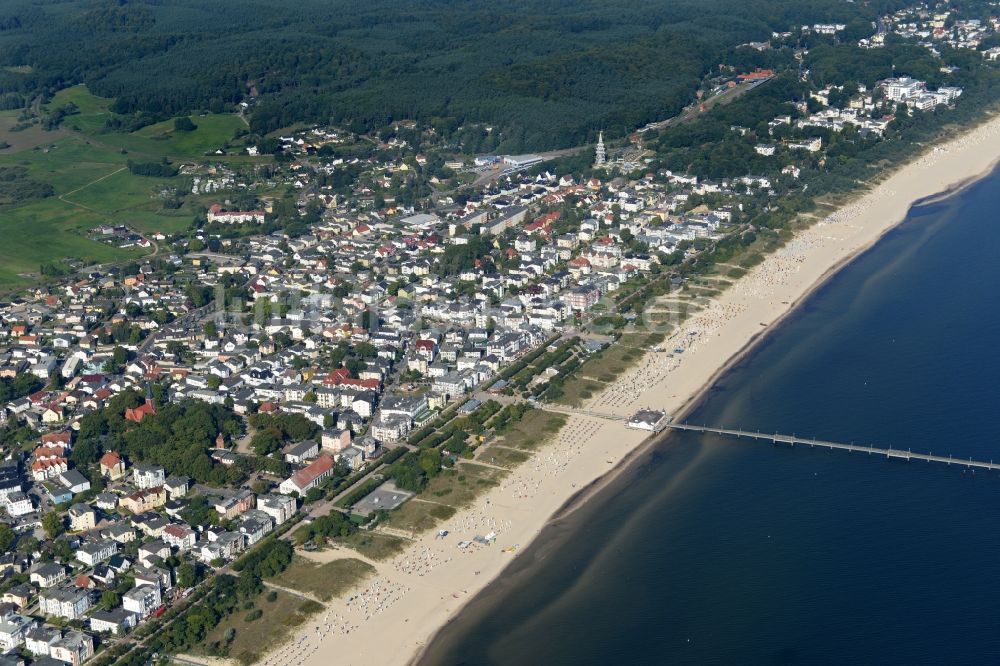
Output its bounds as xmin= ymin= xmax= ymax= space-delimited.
xmin=0 ymin=198 xmax=130 ymax=285
xmin=48 ymin=85 xmax=248 ymax=159
xmin=45 ymin=85 xmax=114 ymax=135
xmin=108 ymin=114 xmax=248 ymax=157
xmin=0 ymin=86 xmax=259 ymax=289
xmin=0 ymin=135 xmax=182 ymax=288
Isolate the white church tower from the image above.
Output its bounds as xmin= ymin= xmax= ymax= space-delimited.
xmin=595 ymin=131 xmax=606 ymax=166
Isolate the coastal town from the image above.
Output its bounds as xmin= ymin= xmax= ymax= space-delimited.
xmin=0 ymin=4 xmax=999 ymax=666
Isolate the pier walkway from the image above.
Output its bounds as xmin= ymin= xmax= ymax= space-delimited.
xmin=665 ymin=423 xmax=1000 ymax=470
xmin=544 ymin=405 xmax=1000 ymax=470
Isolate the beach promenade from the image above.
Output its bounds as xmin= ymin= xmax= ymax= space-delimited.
xmin=176 ymin=113 xmax=1000 ymax=666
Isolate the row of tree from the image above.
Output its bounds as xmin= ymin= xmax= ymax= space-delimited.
xmin=0 ymin=0 xmax=900 ymax=151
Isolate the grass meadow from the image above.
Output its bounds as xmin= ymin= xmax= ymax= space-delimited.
xmin=0 ymin=85 xmax=255 ymax=288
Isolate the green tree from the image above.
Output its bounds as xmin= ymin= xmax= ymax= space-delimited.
xmin=418 ymin=448 xmax=442 ymax=477
xmin=42 ymin=511 xmax=64 ymax=539
xmin=180 ymin=496 xmax=217 ymax=527
xmin=166 ymin=341 xmax=188 ymax=357
xmin=250 ymin=429 xmax=282 ymax=456
xmin=0 ymin=523 xmax=12 ymax=551
xmin=70 ymin=437 xmax=102 ymax=466
xmin=51 ymin=538 xmax=74 ymax=561
xmin=16 ymin=535 xmax=38 ymax=554
xmin=345 ymin=357 xmax=366 ymax=378
xmin=178 ymin=562 xmax=199 ymax=588
xmin=101 ymin=590 xmax=121 ymax=610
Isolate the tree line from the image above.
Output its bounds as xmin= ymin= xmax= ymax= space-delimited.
xmin=0 ymin=0 xmax=908 ymax=152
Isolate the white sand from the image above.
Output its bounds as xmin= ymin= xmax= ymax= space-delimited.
xmin=183 ymin=114 xmax=1000 ymax=666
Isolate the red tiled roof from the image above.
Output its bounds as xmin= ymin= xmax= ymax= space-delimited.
xmin=289 ymin=454 xmax=334 ymax=490
xmin=125 ymin=401 xmax=156 ymax=423
xmin=126 ymin=486 xmax=164 ymax=502
xmin=34 ymin=445 xmax=66 ymax=459
xmin=31 ymin=458 xmax=67 ymax=472
xmin=163 ymin=524 xmax=192 ymax=539
xmin=737 ymin=68 xmax=774 ymax=81
xmin=42 ymin=432 xmax=72 ymax=445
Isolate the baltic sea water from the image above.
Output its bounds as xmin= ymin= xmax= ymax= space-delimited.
xmin=420 ymin=164 xmax=1000 ymax=665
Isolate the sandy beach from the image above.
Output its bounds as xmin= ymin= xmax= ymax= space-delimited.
xmin=184 ymin=113 xmax=1000 ymax=666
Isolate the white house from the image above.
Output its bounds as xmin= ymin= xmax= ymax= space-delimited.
xmin=256 ymin=494 xmax=297 ymax=525
xmin=0 ymin=614 xmax=36 ymax=650
xmin=283 ymin=439 xmax=319 ymax=464
xmin=133 ymin=464 xmax=165 ymax=490
xmin=89 ymin=608 xmax=138 ymax=636
xmin=25 ymin=625 xmax=61 ymax=656
xmin=162 ymin=524 xmax=197 ymax=552
xmin=29 ymin=562 xmax=66 ymax=589
xmin=122 ymin=584 xmax=162 ymax=618
xmin=198 ymin=531 xmax=247 ymax=564
xmin=5 ymin=491 xmax=33 ymax=517
xmin=76 ymin=539 xmax=118 ymax=567
xmin=38 ymin=587 xmax=91 ymax=620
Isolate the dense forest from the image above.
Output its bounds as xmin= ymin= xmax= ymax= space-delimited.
xmin=0 ymin=0 xmax=910 ymax=151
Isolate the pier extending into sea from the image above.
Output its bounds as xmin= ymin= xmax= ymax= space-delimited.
xmin=664 ymin=423 xmax=1000 ymax=470
xmin=547 ymin=406 xmax=1000 ymax=471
